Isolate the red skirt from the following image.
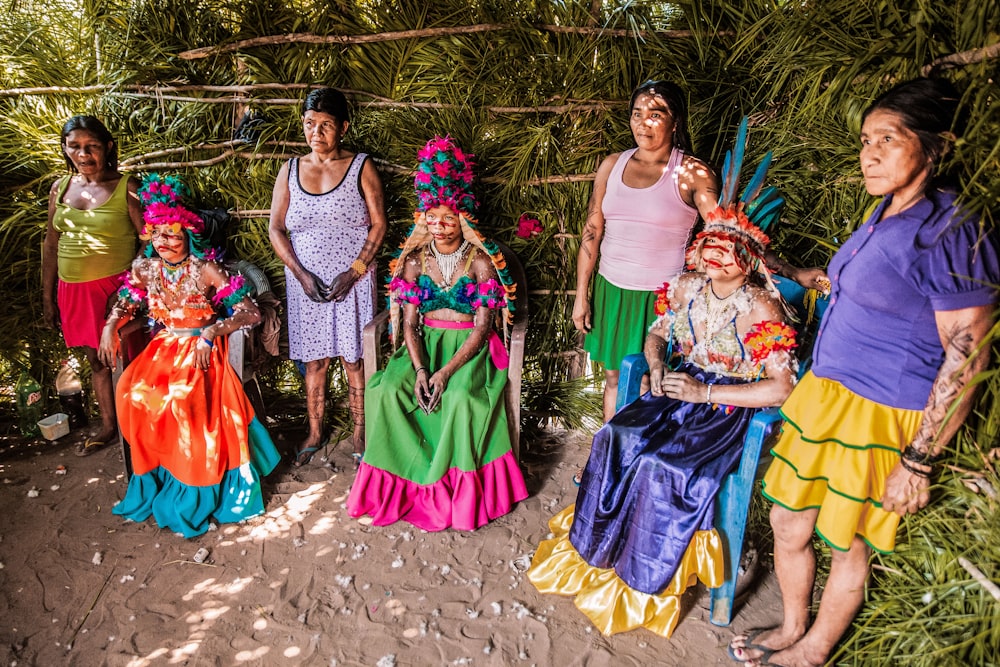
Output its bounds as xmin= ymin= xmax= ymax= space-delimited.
xmin=58 ymin=275 xmax=121 ymax=349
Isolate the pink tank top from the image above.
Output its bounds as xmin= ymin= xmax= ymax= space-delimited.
xmin=598 ymin=147 xmax=698 ymax=290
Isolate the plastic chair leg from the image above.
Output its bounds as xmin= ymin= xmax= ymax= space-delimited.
xmin=710 ymin=409 xmax=781 ymax=626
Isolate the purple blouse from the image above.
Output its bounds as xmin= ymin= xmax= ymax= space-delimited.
xmin=812 ymin=189 xmax=999 ymax=410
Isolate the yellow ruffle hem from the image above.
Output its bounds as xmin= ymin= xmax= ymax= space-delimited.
xmin=527 ymin=505 xmax=723 ymax=638
xmin=762 ymin=371 xmax=922 ymax=553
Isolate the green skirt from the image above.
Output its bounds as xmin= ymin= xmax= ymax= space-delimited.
xmin=584 ymin=273 xmax=659 ymax=371
xmin=346 ymin=323 xmax=528 ymax=531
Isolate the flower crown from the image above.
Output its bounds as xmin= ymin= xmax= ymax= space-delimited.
xmin=686 ymin=116 xmax=783 ymax=269
xmin=414 ymin=135 xmax=478 ymax=216
xmin=139 ymin=173 xmax=205 ymax=239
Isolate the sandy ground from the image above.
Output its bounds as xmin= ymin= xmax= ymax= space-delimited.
xmin=0 ymin=425 xmax=783 ymax=667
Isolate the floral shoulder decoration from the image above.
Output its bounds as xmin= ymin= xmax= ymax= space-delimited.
xmin=463 ymin=279 xmax=506 ymax=309
xmin=389 ymin=276 xmax=431 ymax=306
xmin=653 ymin=282 xmax=672 ymax=316
xmin=743 ymin=320 xmax=797 ymax=365
xmin=117 ymin=269 xmax=147 ymax=306
xmin=212 ymin=274 xmax=252 ymax=313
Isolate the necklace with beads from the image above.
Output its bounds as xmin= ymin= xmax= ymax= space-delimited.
xmin=430 ymin=240 xmax=470 ymax=287
xmin=702 ymin=280 xmax=744 ymax=342
xmin=161 ymin=255 xmax=191 ymax=286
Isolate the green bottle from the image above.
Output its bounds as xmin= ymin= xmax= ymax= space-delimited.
xmin=15 ymin=371 xmax=44 ymax=438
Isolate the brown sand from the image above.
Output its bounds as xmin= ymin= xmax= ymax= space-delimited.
xmin=0 ymin=427 xmax=782 ymax=666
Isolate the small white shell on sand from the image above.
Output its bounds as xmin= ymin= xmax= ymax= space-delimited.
xmin=27 ymin=488 xmax=40 ymax=498
xmin=92 ymin=551 xmax=103 ymax=565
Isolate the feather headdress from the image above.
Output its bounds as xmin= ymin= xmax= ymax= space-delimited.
xmin=686 ymin=116 xmax=783 ymax=276
xmin=138 ymin=173 xmax=212 ymax=259
xmin=389 ymin=137 xmax=517 ymax=344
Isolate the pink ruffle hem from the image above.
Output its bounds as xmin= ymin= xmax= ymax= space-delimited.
xmin=347 ymin=451 xmax=528 ymax=531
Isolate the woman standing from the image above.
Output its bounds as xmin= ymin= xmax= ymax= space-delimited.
xmin=572 ymin=80 xmax=719 ymax=425
xmin=730 ymin=78 xmax=1000 ymax=667
xmin=269 ymin=87 xmax=388 ymax=467
xmin=99 ymin=174 xmax=280 ymax=538
xmin=347 ymin=136 xmax=528 ymax=531
xmin=43 ymin=115 xmax=143 ymax=455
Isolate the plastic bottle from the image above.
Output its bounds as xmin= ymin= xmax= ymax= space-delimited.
xmin=55 ymin=359 xmax=88 ymax=429
xmin=15 ymin=371 xmax=44 ymax=438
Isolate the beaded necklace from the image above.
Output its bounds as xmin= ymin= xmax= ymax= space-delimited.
xmin=430 ymin=240 xmax=470 ymax=287
xmin=161 ymin=255 xmax=191 ymax=286
xmin=702 ymin=280 xmax=745 ymax=343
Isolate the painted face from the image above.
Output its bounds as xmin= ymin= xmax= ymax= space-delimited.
xmin=302 ymin=110 xmax=347 ymax=153
xmin=860 ymin=109 xmax=931 ymax=200
xmin=63 ymin=129 xmax=111 ymax=175
xmin=425 ymin=205 xmax=462 ymax=250
xmin=701 ymin=235 xmax=748 ymax=280
xmin=629 ymin=93 xmax=676 ymax=150
xmin=150 ymin=225 xmax=189 ymax=264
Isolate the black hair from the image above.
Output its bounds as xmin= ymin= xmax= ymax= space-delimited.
xmin=628 ymin=80 xmax=693 ymax=154
xmin=862 ymin=77 xmax=965 ymax=168
xmin=60 ymin=115 xmax=117 ymax=172
xmin=303 ymin=87 xmax=351 ymax=124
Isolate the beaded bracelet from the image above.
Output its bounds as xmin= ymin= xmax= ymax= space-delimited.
xmin=899 ymin=457 xmax=934 ymax=479
xmin=901 ymin=445 xmax=946 ymax=466
xmin=198 ymin=337 xmax=214 ymax=349
xmin=351 ymin=259 xmax=368 ymax=277
xmin=705 ymin=383 xmax=713 ymax=404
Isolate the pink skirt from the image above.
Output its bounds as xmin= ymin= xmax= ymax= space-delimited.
xmin=58 ymin=275 xmax=121 ymax=349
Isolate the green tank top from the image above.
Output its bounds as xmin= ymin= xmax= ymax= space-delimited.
xmin=53 ymin=175 xmax=137 ymax=283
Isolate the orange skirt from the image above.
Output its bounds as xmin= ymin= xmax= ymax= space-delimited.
xmin=117 ymin=329 xmax=253 ymax=486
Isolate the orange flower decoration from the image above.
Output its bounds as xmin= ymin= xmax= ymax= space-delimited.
xmin=743 ymin=320 xmax=797 ymax=365
xmin=653 ymin=282 xmax=671 ymax=316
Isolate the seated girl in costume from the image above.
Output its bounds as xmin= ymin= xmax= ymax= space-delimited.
xmin=347 ymin=136 xmax=528 ymax=531
xmin=98 ymin=174 xmax=281 ymax=538
xmin=528 ymin=125 xmax=799 ymax=638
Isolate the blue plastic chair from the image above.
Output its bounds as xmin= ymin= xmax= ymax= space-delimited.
xmin=614 ymin=276 xmax=828 ymax=626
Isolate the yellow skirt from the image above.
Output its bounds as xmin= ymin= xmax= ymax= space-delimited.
xmin=762 ymin=371 xmax=922 ymax=553
xmin=527 ymin=506 xmax=723 ymax=638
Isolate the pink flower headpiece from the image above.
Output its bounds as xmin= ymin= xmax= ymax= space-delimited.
xmin=138 ymin=173 xmax=204 ymax=239
xmin=414 ymin=135 xmax=478 ymax=216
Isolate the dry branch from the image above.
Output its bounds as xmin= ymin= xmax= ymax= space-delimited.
xmin=120 ymin=140 xmax=308 ymax=167
xmin=176 ymin=22 xmax=716 ymax=61
xmin=923 ymin=42 xmax=1000 ymax=74
xmin=535 ymin=23 xmax=706 ymax=38
xmin=957 ymin=556 xmax=1000 ymax=602
xmin=178 ymin=24 xmax=507 ymax=60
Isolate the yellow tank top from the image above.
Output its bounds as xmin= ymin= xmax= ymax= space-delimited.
xmin=53 ymin=175 xmax=137 ymax=283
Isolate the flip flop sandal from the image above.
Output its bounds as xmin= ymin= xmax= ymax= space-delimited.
xmin=351 ymin=452 xmax=363 ymax=470
xmin=727 ymin=628 xmax=779 ymax=664
xmin=292 ymin=446 xmax=320 ymax=467
xmin=572 ymin=468 xmax=584 ymax=486
xmin=75 ymin=436 xmax=114 ymax=457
